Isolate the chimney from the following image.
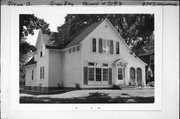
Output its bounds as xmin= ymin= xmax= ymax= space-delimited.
xmin=63 ymin=21 xmax=71 ymax=45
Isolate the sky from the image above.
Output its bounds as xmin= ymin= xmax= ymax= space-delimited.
xmin=26 ymin=13 xmax=67 ymax=46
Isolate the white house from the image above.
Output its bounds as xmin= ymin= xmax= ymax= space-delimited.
xmin=24 ymin=18 xmax=147 ymax=91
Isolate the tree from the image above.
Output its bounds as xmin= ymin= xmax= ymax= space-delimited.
xmin=19 ymin=14 xmax=51 ymax=64
xmin=19 ymin=14 xmax=50 ymax=83
xmin=62 ymin=14 xmax=154 ymax=55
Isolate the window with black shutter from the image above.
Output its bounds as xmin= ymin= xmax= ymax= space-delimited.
xmin=110 ymin=40 xmax=113 ymax=54
xmin=99 ymin=38 xmax=103 ymax=53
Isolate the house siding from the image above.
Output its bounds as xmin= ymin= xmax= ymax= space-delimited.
xmin=24 ymin=19 xmax=147 ymax=90
xmin=36 ymin=36 xmax=49 ymax=87
xmin=62 ymin=50 xmax=82 ymax=87
xmin=48 ymin=49 xmax=62 ymax=87
xmin=25 ymin=64 xmax=37 ymax=86
xmin=81 ymin=20 xmax=146 ymax=87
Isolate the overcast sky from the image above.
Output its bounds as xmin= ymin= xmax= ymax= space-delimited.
xmin=26 ymin=13 xmax=67 ymax=46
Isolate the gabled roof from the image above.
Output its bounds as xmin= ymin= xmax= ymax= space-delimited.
xmin=65 ymin=19 xmax=104 ymax=48
xmin=24 ymin=57 xmax=37 ymax=66
xmin=35 ymin=19 xmax=104 ymax=50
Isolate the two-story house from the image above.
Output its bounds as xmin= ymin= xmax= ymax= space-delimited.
xmin=24 ymin=18 xmax=147 ymax=91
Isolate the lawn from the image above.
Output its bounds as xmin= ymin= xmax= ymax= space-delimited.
xmin=20 ymin=88 xmax=154 ymax=103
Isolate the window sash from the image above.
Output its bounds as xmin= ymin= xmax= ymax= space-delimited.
xmin=103 ymin=68 xmax=108 ymax=81
xmin=88 ymin=68 xmax=94 ymax=81
xmin=99 ymin=38 xmax=103 ymax=53
xmin=96 ymin=68 xmax=101 ymax=81
xmin=118 ymin=68 xmax=123 ymax=80
xmin=110 ymin=40 xmax=114 ymax=54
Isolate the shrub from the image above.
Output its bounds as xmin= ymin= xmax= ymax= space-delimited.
xmin=112 ymin=84 xmax=122 ymax=90
xmin=57 ymin=82 xmax=64 ymax=89
xmin=75 ymin=83 xmax=81 ymax=89
xmin=147 ymin=81 xmax=154 ymax=87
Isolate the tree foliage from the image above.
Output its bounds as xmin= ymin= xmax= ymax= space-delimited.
xmin=19 ymin=14 xmax=51 ymax=64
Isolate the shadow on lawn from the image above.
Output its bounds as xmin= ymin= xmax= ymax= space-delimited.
xmin=20 ymin=92 xmax=154 ymax=103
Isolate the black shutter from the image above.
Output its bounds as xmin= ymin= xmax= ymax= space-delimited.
xmin=109 ymin=68 xmax=112 ymax=85
xmin=99 ymin=38 xmax=102 ymax=53
xmin=110 ymin=40 xmax=113 ymax=54
xmin=84 ymin=67 xmax=88 ymax=85
xmin=92 ymin=38 xmax=96 ymax=52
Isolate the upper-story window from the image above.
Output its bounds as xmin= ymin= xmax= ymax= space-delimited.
xmin=69 ymin=45 xmax=81 ymax=54
xmin=73 ymin=47 xmax=76 ymax=52
xmin=77 ymin=45 xmax=80 ymax=51
xmin=99 ymin=38 xmax=103 ymax=53
xmin=103 ymin=39 xmax=110 ymax=53
xmin=69 ymin=48 xmax=72 ymax=53
xmin=116 ymin=42 xmax=120 ymax=54
xmin=94 ymin=38 xmax=113 ymax=54
xmin=110 ymin=40 xmax=114 ymax=54
xmin=40 ymin=45 xmax=45 ymax=57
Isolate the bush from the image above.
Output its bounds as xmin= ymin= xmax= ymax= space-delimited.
xmin=75 ymin=83 xmax=81 ymax=89
xmin=147 ymin=81 xmax=154 ymax=87
xmin=112 ymin=84 xmax=122 ymax=90
xmin=57 ymin=82 xmax=64 ymax=89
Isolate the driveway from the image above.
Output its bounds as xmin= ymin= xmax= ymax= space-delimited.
xmin=20 ymin=89 xmax=154 ymax=103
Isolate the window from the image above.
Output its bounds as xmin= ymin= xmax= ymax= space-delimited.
xmin=40 ymin=66 xmax=45 ymax=79
xmin=88 ymin=68 xmax=94 ymax=81
xmin=96 ymin=68 xmax=101 ymax=81
xmin=102 ymin=40 xmax=110 ymax=53
xmin=110 ymin=40 xmax=114 ymax=54
xmin=92 ymin=38 xmax=96 ymax=52
xmin=103 ymin=40 xmax=107 ymax=53
xmin=88 ymin=62 xmax=95 ymax=66
xmin=118 ymin=68 xmax=123 ymax=80
xmin=40 ymin=46 xmax=43 ymax=57
xmin=69 ymin=48 xmax=72 ymax=53
xmin=99 ymin=38 xmax=103 ymax=53
xmin=77 ymin=45 xmax=80 ymax=51
xmin=103 ymin=68 xmax=108 ymax=81
xmin=116 ymin=42 xmax=120 ymax=54
xmin=32 ymin=70 xmax=34 ymax=80
xmin=103 ymin=63 xmax=108 ymax=67
xmin=73 ymin=47 xmax=76 ymax=52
